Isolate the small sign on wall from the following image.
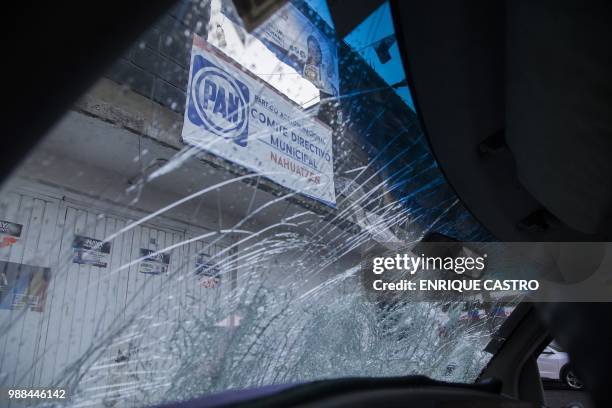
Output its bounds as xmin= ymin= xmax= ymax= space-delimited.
xmin=0 ymin=219 xmax=23 ymax=248
xmin=0 ymin=261 xmax=50 ymax=312
xmin=72 ymin=235 xmax=111 ymax=267
xmin=195 ymin=254 xmax=221 ymax=288
xmin=138 ymin=249 xmax=170 ymax=275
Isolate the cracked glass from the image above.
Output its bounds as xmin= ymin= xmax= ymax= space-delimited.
xmin=0 ymin=1 xmax=516 ymax=407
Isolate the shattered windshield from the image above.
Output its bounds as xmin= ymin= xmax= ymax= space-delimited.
xmin=0 ymin=1 xmax=515 ymax=407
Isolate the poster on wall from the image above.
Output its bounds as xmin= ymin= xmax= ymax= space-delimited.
xmin=251 ymin=2 xmax=339 ymax=96
xmin=195 ymin=254 xmax=221 ymax=288
xmin=0 ymin=219 xmax=22 ymax=248
xmin=0 ymin=261 xmax=50 ymax=312
xmin=138 ymin=249 xmax=170 ymax=275
xmin=72 ymin=235 xmax=111 ymax=267
xmin=182 ymin=35 xmax=336 ymax=207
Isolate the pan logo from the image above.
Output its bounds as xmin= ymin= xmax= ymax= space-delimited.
xmin=188 ymin=54 xmax=250 ymax=147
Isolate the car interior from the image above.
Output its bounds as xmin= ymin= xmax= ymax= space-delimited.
xmin=3 ymin=1 xmax=611 ymax=407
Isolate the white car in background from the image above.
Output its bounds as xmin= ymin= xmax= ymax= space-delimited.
xmin=537 ymin=343 xmax=584 ymax=390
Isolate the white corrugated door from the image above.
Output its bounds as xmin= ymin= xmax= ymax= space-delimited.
xmin=1 ymin=186 xmax=234 ymax=407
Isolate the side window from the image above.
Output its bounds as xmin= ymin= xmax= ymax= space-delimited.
xmin=536 ymin=341 xmax=592 ymax=408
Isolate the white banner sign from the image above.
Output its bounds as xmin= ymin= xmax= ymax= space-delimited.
xmin=251 ymin=2 xmax=339 ymax=96
xmin=182 ymin=36 xmax=336 ymax=207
